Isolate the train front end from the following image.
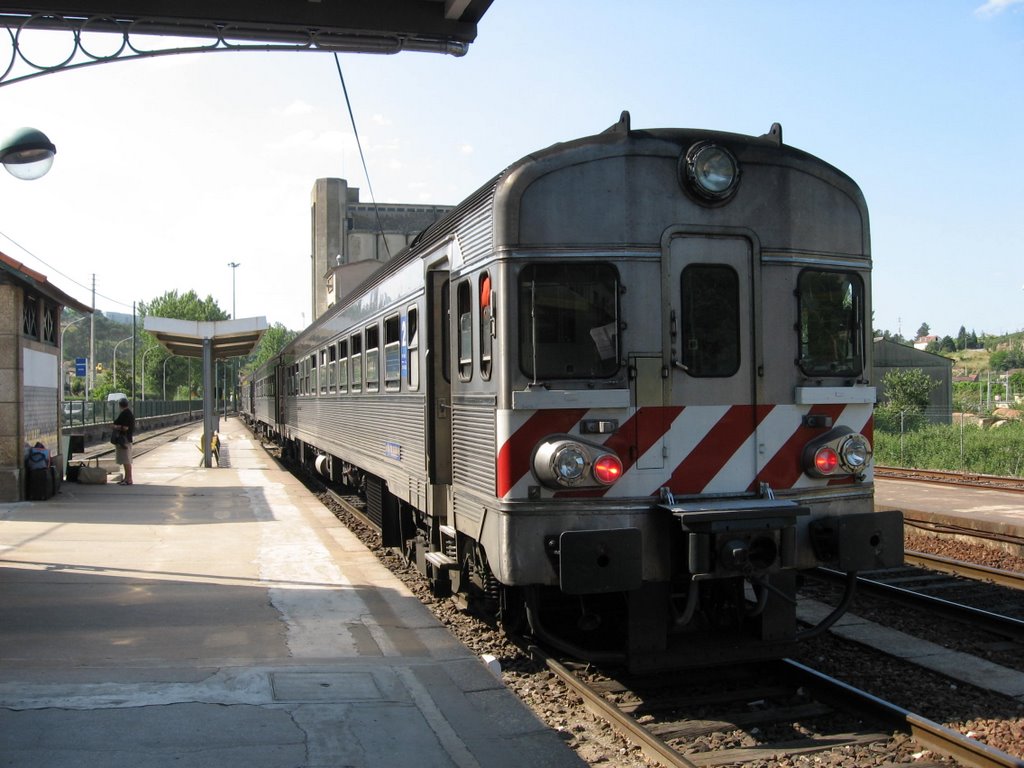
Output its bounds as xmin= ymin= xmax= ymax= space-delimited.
xmin=483 ymin=116 xmax=903 ymax=669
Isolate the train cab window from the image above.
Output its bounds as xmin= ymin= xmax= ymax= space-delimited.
xmin=406 ymin=306 xmax=420 ymax=390
xmin=350 ymin=334 xmax=363 ymax=392
xmin=797 ymin=270 xmax=864 ymax=377
xmin=479 ymin=272 xmax=493 ymax=380
xmin=337 ymin=339 xmax=348 ymax=393
xmin=518 ymin=263 xmax=620 ymax=380
xmin=319 ymin=349 xmax=328 ymax=394
xmin=328 ymin=345 xmax=337 ymax=393
xmin=384 ymin=315 xmax=401 ymax=391
xmin=365 ymin=325 xmax=379 ymax=391
xmin=680 ymin=264 xmax=740 ymax=377
xmin=457 ymin=279 xmax=473 ymax=381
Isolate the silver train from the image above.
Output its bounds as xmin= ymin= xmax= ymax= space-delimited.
xmin=242 ymin=113 xmax=902 ymax=671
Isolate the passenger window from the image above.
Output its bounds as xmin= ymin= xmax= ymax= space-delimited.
xmin=384 ymin=315 xmax=401 ymax=391
xmin=797 ymin=269 xmax=864 ymax=377
xmin=680 ymin=265 xmax=740 ymax=377
xmin=365 ymin=325 xmax=379 ymax=391
xmin=518 ymin=263 xmax=619 ymax=379
xmin=328 ymin=345 xmax=337 ymax=393
xmin=406 ymin=307 xmax=419 ymax=390
xmin=479 ymin=272 xmax=493 ymax=380
xmin=457 ymin=280 xmax=472 ymax=381
xmin=320 ymin=349 xmax=328 ymax=394
xmin=350 ymin=334 xmax=362 ymax=392
xmin=337 ymin=339 xmax=348 ymax=393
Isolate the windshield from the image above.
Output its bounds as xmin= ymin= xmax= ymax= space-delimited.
xmin=519 ymin=262 xmax=620 ymax=380
xmin=797 ymin=269 xmax=864 ymax=377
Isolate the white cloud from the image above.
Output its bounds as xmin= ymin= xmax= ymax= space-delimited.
xmin=282 ymin=99 xmax=315 ymax=117
xmin=975 ymin=0 xmax=1024 ymax=17
xmin=460 ymin=144 xmax=474 ymax=155
xmin=371 ymin=113 xmax=393 ymax=126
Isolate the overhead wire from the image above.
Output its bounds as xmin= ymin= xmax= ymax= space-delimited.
xmin=333 ymin=52 xmax=391 ymax=260
xmin=0 ymin=228 xmax=132 ymax=309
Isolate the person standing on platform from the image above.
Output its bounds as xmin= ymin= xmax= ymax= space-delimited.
xmin=112 ymin=397 xmax=135 ymax=485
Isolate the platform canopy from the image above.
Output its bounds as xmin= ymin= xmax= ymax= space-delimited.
xmin=0 ymin=0 xmax=493 ymax=55
xmin=144 ymin=316 xmax=268 ymax=360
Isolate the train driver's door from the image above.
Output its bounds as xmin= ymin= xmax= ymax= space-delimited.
xmin=662 ymin=233 xmax=758 ymax=494
xmin=426 ymin=270 xmax=452 ymax=486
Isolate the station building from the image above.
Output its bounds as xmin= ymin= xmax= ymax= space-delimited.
xmin=310 ymin=178 xmax=452 ymax=321
xmin=0 ymin=251 xmax=91 ymax=501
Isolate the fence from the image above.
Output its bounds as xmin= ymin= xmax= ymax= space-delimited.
xmin=61 ymin=399 xmax=211 ymax=428
xmin=874 ymin=406 xmax=1024 ymax=477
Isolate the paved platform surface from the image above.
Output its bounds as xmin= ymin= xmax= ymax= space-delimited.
xmin=876 ymin=477 xmax=1024 ymax=553
xmin=0 ymin=417 xmax=584 ymax=767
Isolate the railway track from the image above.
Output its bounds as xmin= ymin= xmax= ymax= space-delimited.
xmin=876 ymin=466 xmax=1024 ymax=492
xmin=532 ymin=648 xmax=1024 ymax=768
xmin=73 ymin=420 xmax=202 ymax=465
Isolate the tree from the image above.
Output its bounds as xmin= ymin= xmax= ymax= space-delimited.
xmin=243 ymin=322 xmax=296 ymax=373
xmin=916 ymin=322 xmax=930 ymax=339
xmin=139 ymin=290 xmax=229 ymax=322
xmin=956 ymin=325 xmax=968 ymax=351
xmin=881 ymin=368 xmax=937 ymax=412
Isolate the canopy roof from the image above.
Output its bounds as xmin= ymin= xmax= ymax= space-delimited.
xmin=144 ymin=316 xmax=267 ymax=359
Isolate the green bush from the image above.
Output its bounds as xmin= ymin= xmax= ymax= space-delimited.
xmin=875 ymin=420 xmax=1024 ymax=476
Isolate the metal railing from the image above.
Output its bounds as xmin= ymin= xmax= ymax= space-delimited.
xmin=61 ymin=399 xmax=208 ymax=428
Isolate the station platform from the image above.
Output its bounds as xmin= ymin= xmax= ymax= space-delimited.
xmin=0 ymin=418 xmax=584 ymax=767
xmin=876 ymin=477 xmax=1024 ymax=555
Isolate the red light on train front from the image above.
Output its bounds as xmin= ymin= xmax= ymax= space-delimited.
xmin=593 ymin=454 xmax=623 ymax=485
xmin=813 ymin=446 xmax=839 ymax=475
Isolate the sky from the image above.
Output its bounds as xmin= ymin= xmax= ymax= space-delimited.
xmin=0 ymin=0 xmax=1021 ymax=339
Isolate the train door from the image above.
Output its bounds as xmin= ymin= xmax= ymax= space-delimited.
xmin=426 ymin=270 xmax=452 ymax=485
xmin=661 ymin=233 xmax=759 ymax=494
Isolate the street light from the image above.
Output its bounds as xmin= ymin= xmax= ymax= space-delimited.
xmin=0 ymin=127 xmax=56 ymax=180
xmin=112 ymin=335 xmax=133 ymax=386
xmin=163 ymin=354 xmax=181 ymax=401
xmin=59 ymin=315 xmax=87 ymax=400
xmin=228 ymin=261 xmax=240 ymax=318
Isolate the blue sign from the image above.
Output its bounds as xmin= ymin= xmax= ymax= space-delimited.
xmin=75 ymin=357 xmax=87 ymax=377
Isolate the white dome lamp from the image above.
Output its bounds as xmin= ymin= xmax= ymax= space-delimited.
xmin=0 ymin=127 xmax=56 ymax=180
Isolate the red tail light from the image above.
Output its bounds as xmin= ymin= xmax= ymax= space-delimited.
xmin=593 ymin=454 xmax=623 ymax=485
xmin=814 ymin=446 xmax=839 ymax=475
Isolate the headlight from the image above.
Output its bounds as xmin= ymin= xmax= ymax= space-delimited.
xmin=682 ymin=141 xmax=740 ymax=202
xmin=840 ymin=434 xmax=872 ymax=472
xmin=532 ymin=436 xmax=624 ymax=490
xmin=552 ymin=445 xmax=587 ymax=482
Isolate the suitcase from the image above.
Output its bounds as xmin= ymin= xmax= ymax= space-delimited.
xmin=26 ymin=467 xmax=55 ymax=500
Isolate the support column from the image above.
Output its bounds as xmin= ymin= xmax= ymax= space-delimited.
xmin=202 ymin=338 xmax=215 ymax=468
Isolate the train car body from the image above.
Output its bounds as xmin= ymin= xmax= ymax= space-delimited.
xmin=247 ymin=113 xmax=902 ymax=670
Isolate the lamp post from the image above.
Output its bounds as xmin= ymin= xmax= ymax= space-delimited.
xmin=163 ymin=354 xmax=179 ymax=401
xmin=59 ymin=315 xmax=86 ymax=401
xmin=112 ymin=335 xmax=133 ymax=387
xmin=228 ymin=261 xmax=240 ymax=318
xmin=0 ymin=127 xmax=56 ymax=180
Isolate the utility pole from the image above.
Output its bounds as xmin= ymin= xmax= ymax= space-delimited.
xmin=228 ymin=261 xmax=240 ymax=318
xmin=88 ymin=273 xmax=95 ymax=398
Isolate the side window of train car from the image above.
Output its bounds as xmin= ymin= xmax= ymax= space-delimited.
xmin=406 ymin=306 xmax=419 ymax=390
xmin=350 ymin=333 xmax=363 ymax=392
xmin=365 ymin=325 xmax=380 ymax=391
xmin=479 ymin=272 xmax=493 ymax=380
xmin=681 ymin=264 xmax=740 ymax=377
xmin=457 ymin=279 xmax=473 ymax=381
xmin=519 ymin=263 xmax=620 ymax=379
xmin=797 ymin=270 xmax=864 ymax=377
xmin=328 ymin=345 xmax=337 ymax=393
xmin=319 ymin=349 xmax=328 ymax=394
xmin=310 ymin=354 xmax=318 ymax=395
xmin=384 ymin=314 xmax=401 ymax=391
xmin=337 ymin=339 xmax=348 ymax=393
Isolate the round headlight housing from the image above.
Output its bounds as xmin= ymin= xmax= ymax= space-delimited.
xmin=552 ymin=445 xmax=587 ymax=483
xmin=840 ymin=434 xmax=872 ymax=472
xmin=682 ymin=141 xmax=740 ymax=202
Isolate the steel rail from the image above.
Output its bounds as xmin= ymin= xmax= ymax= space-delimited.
xmin=783 ymin=659 xmax=1024 ymax=768
xmin=876 ymin=466 xmax=1024 ymax=492
xmin=810 ymin=566 xmax=1024 ymax=641
xmin=527 ymin=645 xmax=700 ymax=768
xmin=904 ymin=549 xmax=1024 ymax=592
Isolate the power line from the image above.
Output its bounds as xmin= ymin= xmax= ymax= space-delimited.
xmin=0 ymin=228 xmax=132 ymax=308
xmin=333 ymin=52 xmax=391 ymax=260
